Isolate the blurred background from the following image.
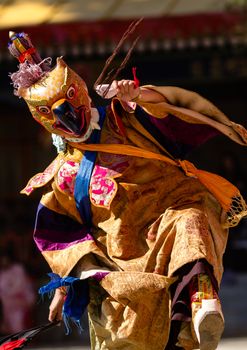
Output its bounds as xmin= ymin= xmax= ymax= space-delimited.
xmin=0 ymin=0 xmax=247 ymax=347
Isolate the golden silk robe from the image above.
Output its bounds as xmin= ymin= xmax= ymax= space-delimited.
xmin=23 ymin=86 xmax=247 ymax=350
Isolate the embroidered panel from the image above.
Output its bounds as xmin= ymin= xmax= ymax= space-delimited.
xmin=57 ymin=160 xmax=80 ymax=195
xmin=90 ymin=160 xmax=129 ymax=208
xmin=21 ymin=154 xmax=63 ymax=195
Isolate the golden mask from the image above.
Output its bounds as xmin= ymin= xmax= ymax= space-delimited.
xmin=18 ymin=58 xmax=92 ymax=138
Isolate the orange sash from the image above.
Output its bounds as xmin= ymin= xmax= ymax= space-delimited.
xmin=69 ymin=141 xmax=247 ymax=228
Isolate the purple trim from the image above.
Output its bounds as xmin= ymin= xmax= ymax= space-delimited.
xmin=34 ymin=203 xmax=93 ymax=252
xmin=170 ymin=259 xmax=218 ymax=322
xmin=134 ymin=105 xmax=220 ymax=158
xmin=92 ymin=271 xmax=109 ymax=282
xmin=35 ymin=232 xmax=94 ymax=252
xmin=149 ymin=114 xmax=220 ymax=147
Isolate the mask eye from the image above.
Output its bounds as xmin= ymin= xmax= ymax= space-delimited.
xmin=66 ymin=85 xmax=76 ymax=99
xmin=36 ymin=105 xmax=51 ymax=115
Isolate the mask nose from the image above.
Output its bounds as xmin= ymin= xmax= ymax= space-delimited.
xmin=52 ymin=99 xmax=83 ymax=135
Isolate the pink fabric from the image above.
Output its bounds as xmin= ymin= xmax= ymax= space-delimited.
xmin=0 ymin=264 xmax=35 ymax=333
xmin=90 ymin=160 xmax=129 ymax=208
xmin=57 ymin=160 xmax=80 ymax=195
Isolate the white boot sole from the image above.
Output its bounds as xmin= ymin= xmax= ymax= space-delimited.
xmin=193 ymin=299 xmax=224 ymax=350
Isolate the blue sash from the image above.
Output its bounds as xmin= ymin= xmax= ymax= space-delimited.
xmin=74 ymin=106 xmax=106 ymax=226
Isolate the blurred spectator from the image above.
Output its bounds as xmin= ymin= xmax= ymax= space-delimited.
xmin=0 ymin=248 xmax=36 ymax=334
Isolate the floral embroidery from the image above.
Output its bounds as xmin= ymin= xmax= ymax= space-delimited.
xmin=21 ymin=154 xmax=63 ymax=195
xmin=57 ymin=160 xmax=80 ymax=195
xmin=90 ymin=160 xmax=129 ymax=208
xmin=89 ymin=124 xmax=130 ymax=208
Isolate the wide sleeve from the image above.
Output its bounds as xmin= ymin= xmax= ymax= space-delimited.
xmin=134 ymin=85 xmax=247 ymax=147
xmin=133 ymin=104 xmax=220 ymax=158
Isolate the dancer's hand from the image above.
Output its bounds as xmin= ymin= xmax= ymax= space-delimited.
xmin=111 ymin=80 xmax=165 ymax=103
xmin=48 ymin=288 xmax=65 ymax=322
xmin=112 ymin=80 xmax=140 ymax=102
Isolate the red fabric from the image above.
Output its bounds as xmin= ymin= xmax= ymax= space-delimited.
xmin=0 ymin=11 xmax=245 ymax=50
xmin=0 ymin=338 xmax=26 ymax=350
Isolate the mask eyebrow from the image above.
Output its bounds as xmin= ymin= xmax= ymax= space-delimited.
xmin=25 ymin=95 xmax=48 ymax=106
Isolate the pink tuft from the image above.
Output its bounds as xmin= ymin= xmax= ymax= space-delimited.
xmin=9 ymin=58 xmax=51 ymax=96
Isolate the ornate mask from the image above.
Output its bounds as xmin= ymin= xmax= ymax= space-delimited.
xmin=9 ymin=32 xmax=97 ymax=141
xmin=18 ymin=57 xmax=92 ymax=139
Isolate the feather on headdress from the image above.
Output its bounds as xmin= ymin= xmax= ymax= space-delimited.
xmin=8 ymin=31 xmax=51 ymax=95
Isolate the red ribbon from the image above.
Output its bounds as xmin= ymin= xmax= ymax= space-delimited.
xmin=18 ymin=47 xmax=36 ymax=63
xmin=0 ymin=338 xmax=26 ymax=350
xmin=132 ymin=67 xmax=140 ymax=88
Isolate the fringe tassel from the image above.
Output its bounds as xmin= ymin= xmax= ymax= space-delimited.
xmin=225 ymin=195 xmax=247 ymax=228
xmin=179 ymin=160 xmax=247 ymax=228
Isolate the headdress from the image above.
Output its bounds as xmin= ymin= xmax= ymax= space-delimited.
xmin=8 ymin=31 xmax=93 ymax=141
xmin=8 ymin=31 xmax=51 ymax=95
xmin=8 ymin=21 xmax=142 ymax=145
xmin=8 ymin=18 xmax=143 ymax=97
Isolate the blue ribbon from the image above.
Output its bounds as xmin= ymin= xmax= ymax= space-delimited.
xmin=39 ymin=273 xmax=89 ymax=334
xmin=74 ymin=106 xmax=106 ymax=225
